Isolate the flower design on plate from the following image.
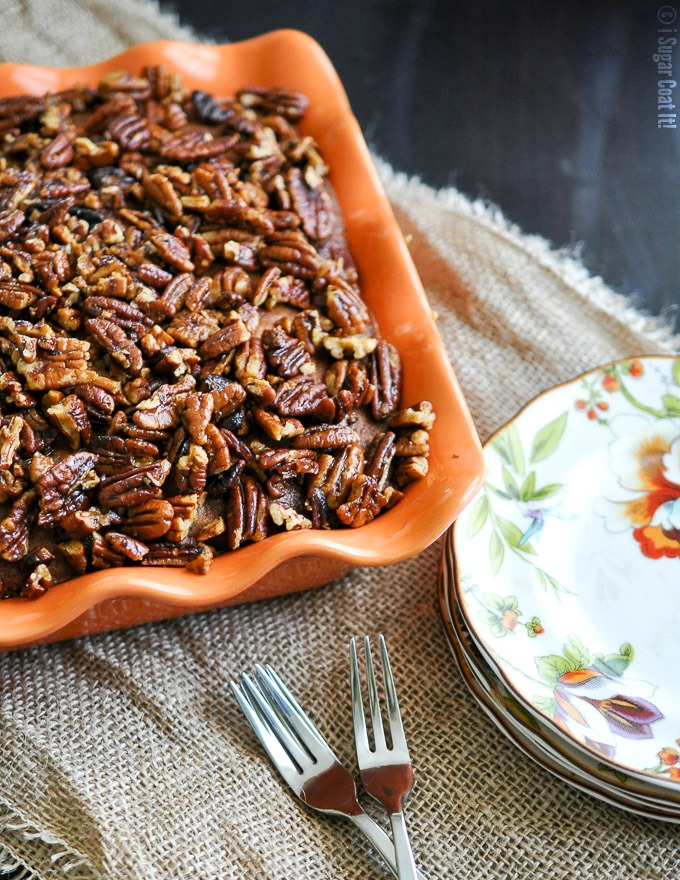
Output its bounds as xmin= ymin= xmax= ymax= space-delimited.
xmin=533 ymin=637 xmax=663 ymax=758
xmin=647 ymin=741 xmax=680 ymax=781
xmin=603 ymin=418 xmax=680 ymax=559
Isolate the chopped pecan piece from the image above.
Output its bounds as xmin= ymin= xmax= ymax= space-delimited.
xmin=394 ymin=455 xmax=429 ymax=488
xmin=390 ymin=401 xmax=436 ymax=431
xmin=57 ymin=540 xmax=88 ymax=575
xmin=269 ymin=501 xmax=312 ymax=531
xmin=0 ymin=416 xmax=23 ymax=469
xmin=22 ymin=563 xmax=54 ymax=598
xmin=46 ymin=394 xmax=92 ymax=449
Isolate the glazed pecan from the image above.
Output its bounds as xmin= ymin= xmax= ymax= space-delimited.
xmin=37 ymin=451 xmax=99 ymax=526
xmin=336 ymin=474 xmax=387 ymax=528
xmin=285 ymin=167 xmax=334 ymax=242
xmin=237 ymin=86 xmax=308 ymax=121
xmin=0 ymin=490 xmax=37 ymax=561
xmin=98 ymin=460 xmax=171 ymax=508
xmin=275 ymin=376 xmax=329 ymax=417
xmin=226 ymin=474 xmax=269 ymax=549
xmin=370 ymin=340 xmax=402 ymax=420
xmin=85 ymin=316 xmax=143 ymax=375
xmin=292 ymin=424 xmax=361 ymax=450
xmin=307 ymin=444 xmax=365 ymax=510
xmin=0 ymin=278 xmax=40 ymax=309
xmin=90 ymin=434 xmax=158 ymax=475
xmin=46 ymin=393 xmax=92 ymax=449
xmin=140 ymin=537 xmax=203 ymax=567
xmin=262 ymin=325 xmax=312 ymax=377
xmin=199 ymin=315 xmax=250 ymax=360
xmin=122 ymin=498 xmax=174 ymax=541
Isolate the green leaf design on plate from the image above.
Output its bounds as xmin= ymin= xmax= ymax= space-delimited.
xmin=467 ymin=493 xmax=490 ymax=536
xmin=496 ymin=515 xmax=536 ymax=554
xmin=530 ymin=411 xmax=568 ymax=463
xmin=531 ymin=482 xmax=564 ymax=501
xmin=563 ymin=636 xmax=590 ymax=669
xmin=501 ymin=466 xmax=520 ymax=499
xmin=533 ymin=695 xmax=557 ymax=715
xmin=672 ymin=358 xmax=680 ymax=387
xmin=591 ymin=642 xmax=634 ymax=677
xmin=505 ymin=423 xmax=526 ymax=475
xmin=535 ymin=654 xmax=573 ymax=686
xmin=662 ymin=392 xmax=680 ymax=416
xmin=519 ymin=471 xmax=536 ymax=501
xmin=490 ymin=530 xmax=504 ymax=574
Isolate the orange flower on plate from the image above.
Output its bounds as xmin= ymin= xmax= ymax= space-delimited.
xmin=606 ymin=421 xmax=680 ymax=559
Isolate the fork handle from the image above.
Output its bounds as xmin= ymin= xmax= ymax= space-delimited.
xmin=389 ymin=811 xmax=418 ymax=880
xmin=349 ymin=812 xmax=426 ymax=880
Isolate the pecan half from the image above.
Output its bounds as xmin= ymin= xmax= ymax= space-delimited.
xmin=336 ymin=474 xmax=387 ymax=528
xmin=98 ymin=460 xmax=171 ymax=508
xmin=122 ymin=498 xmax=174 ymax=541
xmin=37 ymin=451 xmax=99 ymax=526
xmin=0 ymin=490 xmax=37 ymax=561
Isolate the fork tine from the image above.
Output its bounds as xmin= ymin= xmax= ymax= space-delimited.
xmin=378 ymin=633 xmax=409 ymax=753
xmin=350 ymin=637 xmax=371 ymax=757
xmin=230 ymin=680 xmax=300 ymax=780
xmin=365 ymin=635 xmax=387 ymax=750
xmin=239 ymin=672 xmax=312 ymax=771
xmin=256 ymin=664 xmax=337 ymax=763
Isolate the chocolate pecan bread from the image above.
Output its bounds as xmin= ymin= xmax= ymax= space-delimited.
xmin=0 ymin=66 xmax=434 ymax=598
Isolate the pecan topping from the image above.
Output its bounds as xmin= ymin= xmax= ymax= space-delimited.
xmin=0 ymin=66 xmax=434 ymax=598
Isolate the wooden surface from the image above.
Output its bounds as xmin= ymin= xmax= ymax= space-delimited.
xmin=168 ymin=0 xmax=680 ymax=325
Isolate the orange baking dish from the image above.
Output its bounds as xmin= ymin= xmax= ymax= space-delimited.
xmin=0 ymin=31 xmax=483 ymax=649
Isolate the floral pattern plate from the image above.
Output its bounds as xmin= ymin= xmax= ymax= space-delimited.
xmin=439 ymin=546 xmax=680 ymax=821
xmin=453 ymin=356 xmax=680 ymax=787
xmin=441 ymin=533 xmax=680 ymax=812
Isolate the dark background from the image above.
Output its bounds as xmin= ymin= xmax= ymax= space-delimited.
xmin=163 ymin=0 xmax=680 ymax=326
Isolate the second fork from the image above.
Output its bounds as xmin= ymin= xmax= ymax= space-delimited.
xmin=350 ymin=634 xmax=418 ymax=880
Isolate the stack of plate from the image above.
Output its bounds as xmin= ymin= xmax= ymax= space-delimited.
xmin=439 ymin=356 xmax=680 ymax=822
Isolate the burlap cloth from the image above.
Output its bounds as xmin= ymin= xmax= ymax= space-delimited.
xmin=1 ymin=2 xmax=679 ymax=878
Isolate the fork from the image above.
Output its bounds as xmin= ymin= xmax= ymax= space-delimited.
xmin=350 ymin=635 xmax=418 ymax=880
xmin=230 ymin=664 xmax=426 ymax=880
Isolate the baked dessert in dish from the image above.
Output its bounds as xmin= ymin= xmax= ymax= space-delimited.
xmin=0 ymin=64 xmax=434 ymax=598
